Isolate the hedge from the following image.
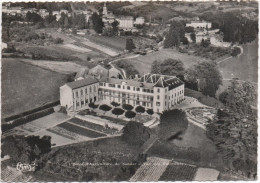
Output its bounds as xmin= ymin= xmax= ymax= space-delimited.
xmin=3 ymin=100 xmax=59 ymax=122
xmin=2 ymin=107 xmax=55 ymax=132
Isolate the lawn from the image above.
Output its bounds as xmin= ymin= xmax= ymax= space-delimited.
xmin=123 ymin=49 xmax=208 ymax=74
xmin=84 ymin=34 xmax=126 ymax=52
xmin=57 ymin=122 xmax=106 ymax=138
xmin=218 ymin=40 xmax=258 ymax=83
xmin=185 ymin=88 xmax=224 ymax=108
xmin=1 ymin=58 xmax=70 ymax=119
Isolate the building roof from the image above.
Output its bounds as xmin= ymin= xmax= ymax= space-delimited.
xmin=75 ymin=67 xmax=89 ymax=80
xmin=139 ymin=73 xmax=183 ymax=89
xmin=66 ymin=77 xmax=98 ymax=89
xmin=101 ymin=78 xmax=154 ymax=89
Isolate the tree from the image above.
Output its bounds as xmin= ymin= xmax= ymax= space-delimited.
xmin=91 ymin=12 xmax=104 ymax=33
xmin=111 ymin=20 xmax=119 ymax=34
xmin=99 ymin=104 xmax=112 ymax=114
xmin=122 ymin=122 xmax=151 ymax=146
xmin=122 ymin=104 xmax=133 ymax=111
xmin=111 ymin=101 xmax=120 ymax=107
xmin=112 ymin=108 xmax=124 ymax=117
xmin=135 ymin=106 xmax=145 ymax=114
xmin=89 ymin=102 xmax=98 ymax=111
xmin=190 ymin=32 xmax=196 ymax=43
xmin=182 ymin=37 xmax=189 ymax=45
xmin=160 ymin=59 xmax=185 ymax=77
xmin=164 ymin=21 xmax=185 ymax=48
xmin=231 ymin=47 xmax=241 ymax=57
xmin=200 ymin=38 xmax=210 ymax=47
xmin=185 ymin=62 xmax=222 ymax=97
xmin=53 ymin=37 xmax=63 ymax=44
xmin=64 ymin=17 xmax=70 ymax=28
xmin=125 ymin=38 xmax=136 ymax=51
xmin=151 ymin=60 xmax=161 ymax=74
xmin=146 ymin=109 xmax=154 ymax=115
xmin=77 ymin=14 xmax=86 ymax=29
xmin=185 ymin=26 xmax=194 ymax=33
xmin=125 ymin=110 xmax=136 ymax=119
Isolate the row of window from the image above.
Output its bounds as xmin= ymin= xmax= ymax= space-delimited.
xmin=100 ymin=90 xmax=153 ymax=101
xmin=101 ymin=82 xmax=154 ymax=93
xmin=73 ymin=85 xmax=97 ymax=98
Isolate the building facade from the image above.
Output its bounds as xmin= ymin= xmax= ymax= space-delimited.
xmin=186 ymin=21 xmax=212 ymax=29
xmin=60 ymin=74 xmax=184 ymax=113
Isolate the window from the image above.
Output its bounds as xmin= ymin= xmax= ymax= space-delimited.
xmin=133 ymin=87 xmax=135 ymax=91
xmin=136 ymin=87 xmax=140 ymax=91
xmin=136 ymin=101 xmax=140 ymax=105
xmin=123 ymin=86 xmax=125 ymax=89
xmin=81 ymin=90 xmax=83 ymax=96
xmin=76 ymin=91 xmax=78 ymax=97
xmin=94 ymin=86 xmax=96 ymax=92
xmin=156 ymin=102 xmax=160 ymax=106
xmin=157 ymin=88 xmax=160 ymax=92
xmin=117 ymin=85 xmax=121 ymax=89
xmin=109 ymin=84 xmax=115 ymax=88
xmin=73 ymin=92 xmax=74 ymax=98
xmin=90 ymin=87 xmax=92 ymax=93
xmin=127 ymin=86 xmax=131 ymax=90
xmin=151 ymin=90 xmax=154 ymax=93
xmin=165 ymin=95 xmax=167 ymax=99
xmin=143 ymin=102 xmax=146 ymax=106
xmin=85 ymin=88 xmax=88 ymax=94
xmin=157 ymin=95 xmax=160 ymax=100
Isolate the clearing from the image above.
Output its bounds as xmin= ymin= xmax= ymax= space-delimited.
xmin=122 ymin=49 xmax=209 ymax=74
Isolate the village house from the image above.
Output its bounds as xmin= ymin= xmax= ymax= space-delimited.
xmin=60 ymin=73 xmax=184 ymax=113
xmin=88 ymin=65 xmax=109 ymax=79
xmin=186 ymin=20 xmax=212 ymax=29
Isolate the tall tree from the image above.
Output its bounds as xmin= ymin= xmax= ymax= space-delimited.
xmin=151 ymin=60 xmax=161 ymax=74
xmin=190 ymin=32 xmax=196 ymax=43
xmin=160 ymin=59 xmax=185 ymax=77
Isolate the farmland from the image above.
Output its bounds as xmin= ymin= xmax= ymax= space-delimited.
xmin=1 ymin=58 xmax=70 ymax=119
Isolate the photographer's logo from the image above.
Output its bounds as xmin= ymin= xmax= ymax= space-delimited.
xmin=16 ymin=162 xmax=36 ymax=172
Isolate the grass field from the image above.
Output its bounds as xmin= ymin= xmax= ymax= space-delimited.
xmin=123 ymin=49 xmax=208 ymax=74
xmin=1 ymin=58 xmax=70 ymax=118
xmin=218 ymin=40 xmax=258 ymax=83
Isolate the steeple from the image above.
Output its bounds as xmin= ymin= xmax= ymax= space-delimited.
xmin=103 ymin=2 xmax=108 ymax=15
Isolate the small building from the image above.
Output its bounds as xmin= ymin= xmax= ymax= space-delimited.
xmin=108 ymin=65 xmax=126 ymax=79
xmin=74 ymin=67 xmax=89 ymax=81
xmin=186 ymin=21 xmax=212 ymax=29
xmin=135 ymin=17 xmax=145 ymax=25
xmin=88 ymin=65 xmax=109 ymax=79
xmin=60 ymin=77 xmax=99 ymax=111
xmin=118 ymin=16 xmax=134 ymax=29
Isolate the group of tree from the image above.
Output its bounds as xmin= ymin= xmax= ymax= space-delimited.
xmin=125 ymin=38 xmax=136 ymax=51
xmin=2 ymin=135 xmax=51 ymax=164
xmin=219 ymin=79 xmax=257 ymax=115
xmin=200 ymin=12 xmax=258 ymax=44
xmin=115 ymin=60 xmax=140 ymax=78
xmin=185 ymin=62 xmax=222 ymax=97
xmin=122 ymin=121 xmax=151 ymax=147
xmin=151 ymin=58 xmax=185 ymax=78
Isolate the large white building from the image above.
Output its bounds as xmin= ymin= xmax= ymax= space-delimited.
xmin=60 ymin=73 xmax=184 ymax=113
xmin=186 ymin=21 xmax=212 ymax=29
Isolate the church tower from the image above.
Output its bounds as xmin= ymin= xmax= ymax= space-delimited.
xmin=103 ymin=2 xmax=108 ymax=15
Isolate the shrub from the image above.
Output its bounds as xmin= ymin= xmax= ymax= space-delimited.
xmin=87 ymin=56 xmax=91 ymax=61
xmin=125 ymin=111 xmax=136 ymax=119
xmin=146 ymin=109 xmax=154 ymax=115
xmin=122 ymin=121 xmax=151 ymax=146
xmin=99 ymin=104 xmax=112 ymax=113
xmin=111 ymin=101 xmax=120 ymax=107
xmin=112 ymin=108 xmax=124 ymax=117
xmin=135 ymin=106 xmax=145 ymax=114
xmin=122 ymin=104 xmax=133 ymax=111
xmin=231 ymin=47 xmax=241 ymax=57
xmin=53 ymin=37 xmax=64 ymax=44
xmin=89 ymin=103 xmax=99 ymax=109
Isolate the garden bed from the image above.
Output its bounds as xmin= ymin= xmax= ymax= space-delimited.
xmin=57 ymin=122 xmax=106 ymax=138
xmin=69 ymin=118 xmax=118 ymax=135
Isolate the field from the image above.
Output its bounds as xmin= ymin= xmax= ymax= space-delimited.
xmin=1 ymin=58 xmax=70 ymax=118
xmin=218 ymin=40 xmax=258 ymax=83
xmin=122 ymin=49 xmax=208 ymax=74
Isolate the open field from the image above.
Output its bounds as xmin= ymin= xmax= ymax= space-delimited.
xmin=20 ymin=59 xmax=83 ymax=74
xmin=84 ymin=34 xmax=126 ymax=52
xmin=218 ymin=40 xmax=258 ymax=83
xmin=1 ymin=58 xmax=70 ymax=118
xmin=122 ymin=49 xmax=209 ymax=74
xmin=63 ymin=43 xmax=92 ymax=53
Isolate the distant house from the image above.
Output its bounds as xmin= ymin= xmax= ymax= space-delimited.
xmin=135 ymin=17 xmax=145 ymax=25
xmin=74 ymin=67 xmax=89 ymax=81
xmin=186 ymin=21 xmax=212 ymax=29
xmin=108 ymin=65 xmax=126 ymax=79
xmin=88 ymin=65 xmax=109 ymax=79
xmin=118 ymin=16 xmax=134 ymax=29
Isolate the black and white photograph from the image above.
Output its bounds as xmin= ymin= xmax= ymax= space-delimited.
xmin=1 ymin=0 xmax=258 ymax=181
